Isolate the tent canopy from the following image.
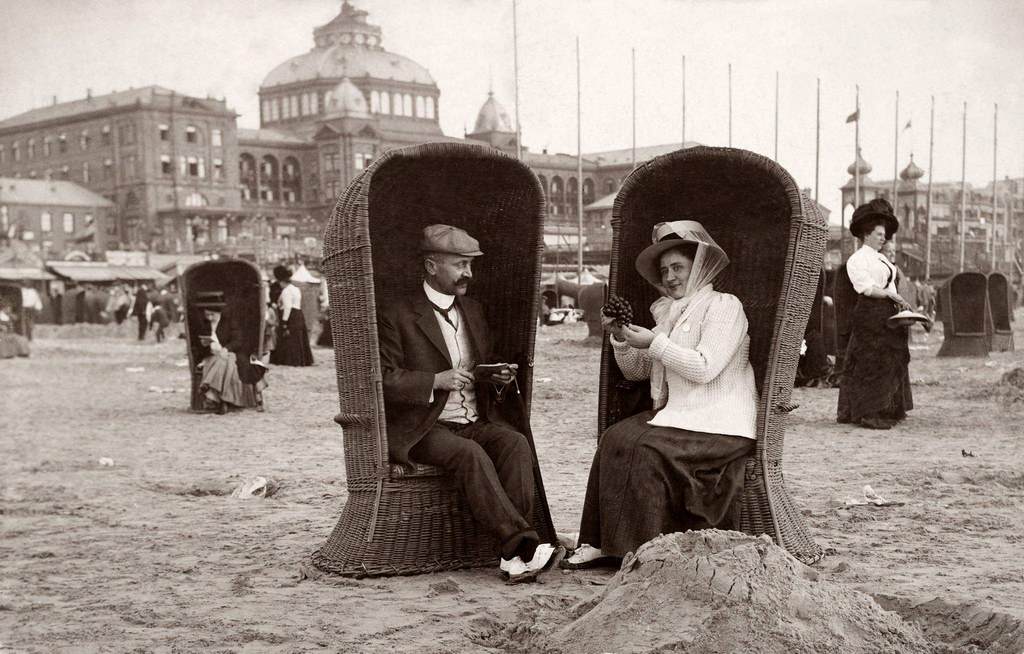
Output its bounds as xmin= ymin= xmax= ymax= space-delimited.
xmin=0 ymin=267 xmax=56 ymax=281
xmin=47 ymin=262 xmax=169 ymax=283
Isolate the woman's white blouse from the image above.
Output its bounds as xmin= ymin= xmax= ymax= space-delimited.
xmin=278 ymin=284 xmax=302 ymax=320
xmin=846 ymin=244 xmax=897 ymax=295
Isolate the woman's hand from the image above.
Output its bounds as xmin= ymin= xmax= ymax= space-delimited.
xmin=622 ymin=324 xmax=656 ymax=349
xmin=889 ymin=291 xmax=912 ymax=311
xmin=601 ymin=314 xmax=627 ymax=341
xmin=209 ymin=341 xmax=224 ymax=355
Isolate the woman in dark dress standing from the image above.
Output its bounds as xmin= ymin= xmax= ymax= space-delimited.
xmin=837 ymin=198 xmax=914 ymax=429
xmin=269 ymin=265 xmax=313 ymax=366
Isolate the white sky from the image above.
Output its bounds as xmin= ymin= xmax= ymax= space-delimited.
xmin=2 ymin=0 xmax=1023 ymax=222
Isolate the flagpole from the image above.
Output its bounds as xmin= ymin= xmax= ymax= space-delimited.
xmin=851 ymin=84 xmax=860 ymax=259
xmin=774 ymin=71 xmax=779 ymax=161
xmin=681 ymin=55 xmax=686 ymax=146
xmin=960 ymin=101 xmax=967 ymax=272
xmin=892 ymin=90 xmax=899 ymax=206
xmin=925 ymin=94 xmax=934 ymax=280
xmin=576 ymin=35 xmax=583 ymax=282
xmin=631 ymin=47 xmax=636 ymax=169
xmin=728 ymin=63 xmax=733 ymax=147
xmin=814 ymin=77 xmax=820 ymax=205
xmin=991 ymin=102 xmax=998 ymax=272
xmin=512 ymin=0 xmax=522 ymax=160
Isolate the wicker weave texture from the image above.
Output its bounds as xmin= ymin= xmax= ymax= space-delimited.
xmin=937 ymin=272 xmax=989 ymax=358
xmin=597 ymin=146 xmax=825 ymax=564
xmin=179 ymin=260 xmax=266 ymax=412
xmin=313 ymin=142 xmax=556 ymax=577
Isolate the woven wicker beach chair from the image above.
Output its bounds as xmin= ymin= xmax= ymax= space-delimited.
xmin=937 ymin=272 xmax=989 ymax=357
xmin=311 ymin=142 xmax=556 ymax=577
xmin=180 ymin=259 xmax=266 ymax=411
xmin=986 ymin=272 xmax=1015 ymax=352
xmin=597 ymin=146 xmax=825 ymax=565
xmin=0 ymin=283 xmax=28 ymax=336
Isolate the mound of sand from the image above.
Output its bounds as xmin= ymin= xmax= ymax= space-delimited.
xmin=993 ymin=367 xmax=1024 ymax=405
xmin=549 ymin=530 xmax=933 ymax=654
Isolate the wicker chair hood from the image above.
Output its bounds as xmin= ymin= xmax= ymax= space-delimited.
xmin=314 ymin=142 xmax=555 ymax=576
xmin=180 ymin=259 xmax=266 ymax=411
xmin=0 ymin=283 xmax=28 ymax=337
xmin=599 ymin=146 xmax=825 ymax=564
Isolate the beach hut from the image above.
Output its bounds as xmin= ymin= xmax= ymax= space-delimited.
xmin=598 ymin=146 xmax=825 ymax=564
xmin=312 ymin=142 xmax=555 ymax=577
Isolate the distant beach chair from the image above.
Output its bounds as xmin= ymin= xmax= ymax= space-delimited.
xmin=311 ymin=142 xmax=556 ymax=577
xmin=598 ymin=146 xmax=825 ymax=564
xmin=986 ymin=272 xmax=1015 ymax=352
xmin=180 ymin=259 xmax=267 ymax=411
xmin=937 ymin=272 xmax=989 ymax=357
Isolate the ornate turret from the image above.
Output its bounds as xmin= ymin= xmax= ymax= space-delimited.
xmin=323 ymin=77 xmax=369 ymax=118
xmin=314 ymin=1 xmax=383 ymax=50
xmin=847 ymin=148 xmax=873 ymax=176
xmin=899 ymin=154 xmax=925 ymax=182
xmin=473 ymin=91 xmax=514 ymax=134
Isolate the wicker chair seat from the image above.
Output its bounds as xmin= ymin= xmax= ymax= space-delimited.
xmin=312 ymin=142 xmax=556 ymax=577
xmin=180 ymin=260 xmax=266 ymax=412
xmin=598 ymin=146 xmax=824 ymax=564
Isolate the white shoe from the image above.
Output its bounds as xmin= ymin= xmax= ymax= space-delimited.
xmin=565 ymin=544 xmax=605 ymax=566
xmin=524 ymin=543 xmax=557 ymax=573
xmin=500 ymin=556 xmax=527 ymax=576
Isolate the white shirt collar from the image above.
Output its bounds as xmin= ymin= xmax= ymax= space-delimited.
xmin=423 ymin=281 xmax=455 ymax=309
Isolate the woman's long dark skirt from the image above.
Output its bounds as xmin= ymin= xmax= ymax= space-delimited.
xmin=270 ymin=309 xmax=314 ymax=367
xmin=837 ymin=295 xmax=913 ymax=423
xmin=578 ymin=411 xmax=755 ymax=557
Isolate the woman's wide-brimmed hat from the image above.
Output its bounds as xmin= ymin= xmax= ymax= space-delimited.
xmin=635 ymin=220 xmax=729 ymax=289
xmin=272 ymin=265 xmax=292 ymax=282
xmin=849 ymin=198 xmax=899 ymax=239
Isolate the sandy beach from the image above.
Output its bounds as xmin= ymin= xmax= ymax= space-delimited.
xmin=2 ymin=316 xmax=1023 ymax=652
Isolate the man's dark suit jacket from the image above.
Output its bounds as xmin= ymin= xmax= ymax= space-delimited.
xmin=377 ymin=290 xmax=520 ymax=465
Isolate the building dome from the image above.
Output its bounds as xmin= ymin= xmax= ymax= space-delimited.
xmin=473 ymin=91 xmax=514 ymax=134
xmin=261 ymin=2 xmax=435 ymax=89
xmin=847 ymin=149 xmax=873 ymax=176
xmin=899 ymin=155 xmax=925 ymax=181
xmin=323 ymin=77 xmax=369 ymax=118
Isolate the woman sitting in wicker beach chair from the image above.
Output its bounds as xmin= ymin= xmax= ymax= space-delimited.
xmin=197 ymin=302 xmax=267 ymax=414
xmin=563 ymin=220 xmax=758 ymax=569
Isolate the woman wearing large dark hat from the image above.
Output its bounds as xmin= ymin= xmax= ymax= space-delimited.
xmin=836 ymin=198 xmax=914 ymax=429
xmin=269 ymin=264 xmax=314 ymax=367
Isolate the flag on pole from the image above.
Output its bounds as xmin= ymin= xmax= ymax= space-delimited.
xmin=845 ymin=109 xmax=859 ymax=123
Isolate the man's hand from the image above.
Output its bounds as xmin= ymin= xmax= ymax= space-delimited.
xmin=622 ymin=324 xmax=656 ymax=349
xmin=489 ymin=363 xmax=518 ymax=386
xmin=434 ymin=368 xmax=474 ymax=391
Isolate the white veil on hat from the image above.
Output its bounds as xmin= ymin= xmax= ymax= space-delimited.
xmin=635 ymin=220 xmax=730 ymax=297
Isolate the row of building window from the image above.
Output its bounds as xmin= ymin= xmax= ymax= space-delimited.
xmin=0 ymin=209 xmax=93 ymax=238
xmin=368 ymin=91 xmax=434 ymax=119
xmin=158 ymin=124 xmax=222 ymax=146
xmin=0 ymin=126 xmax=114 ymax=163
xmin=261 ymin=89 xmax=436 ymax=122
xmin=159 ymin=154 xmax=224 ymax=180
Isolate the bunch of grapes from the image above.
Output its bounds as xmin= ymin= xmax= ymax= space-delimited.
xmin=602 ymin=294 xmax=633 ymax=327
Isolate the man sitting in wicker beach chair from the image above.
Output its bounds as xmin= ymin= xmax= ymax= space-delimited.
xmin=376 ymin=224 xmax=558 ymax=583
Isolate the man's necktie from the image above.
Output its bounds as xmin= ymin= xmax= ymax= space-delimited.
xmin=429 ymin=300 xmax=457 ymax=330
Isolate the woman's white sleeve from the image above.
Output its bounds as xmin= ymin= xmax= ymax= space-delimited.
xmin=648 ymin=295 xmax=746 ymax=384
xmin=846 ymin=254 xmax=875 ymax=295
xmin=610 ymin=336 xmax=652 ymax=380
